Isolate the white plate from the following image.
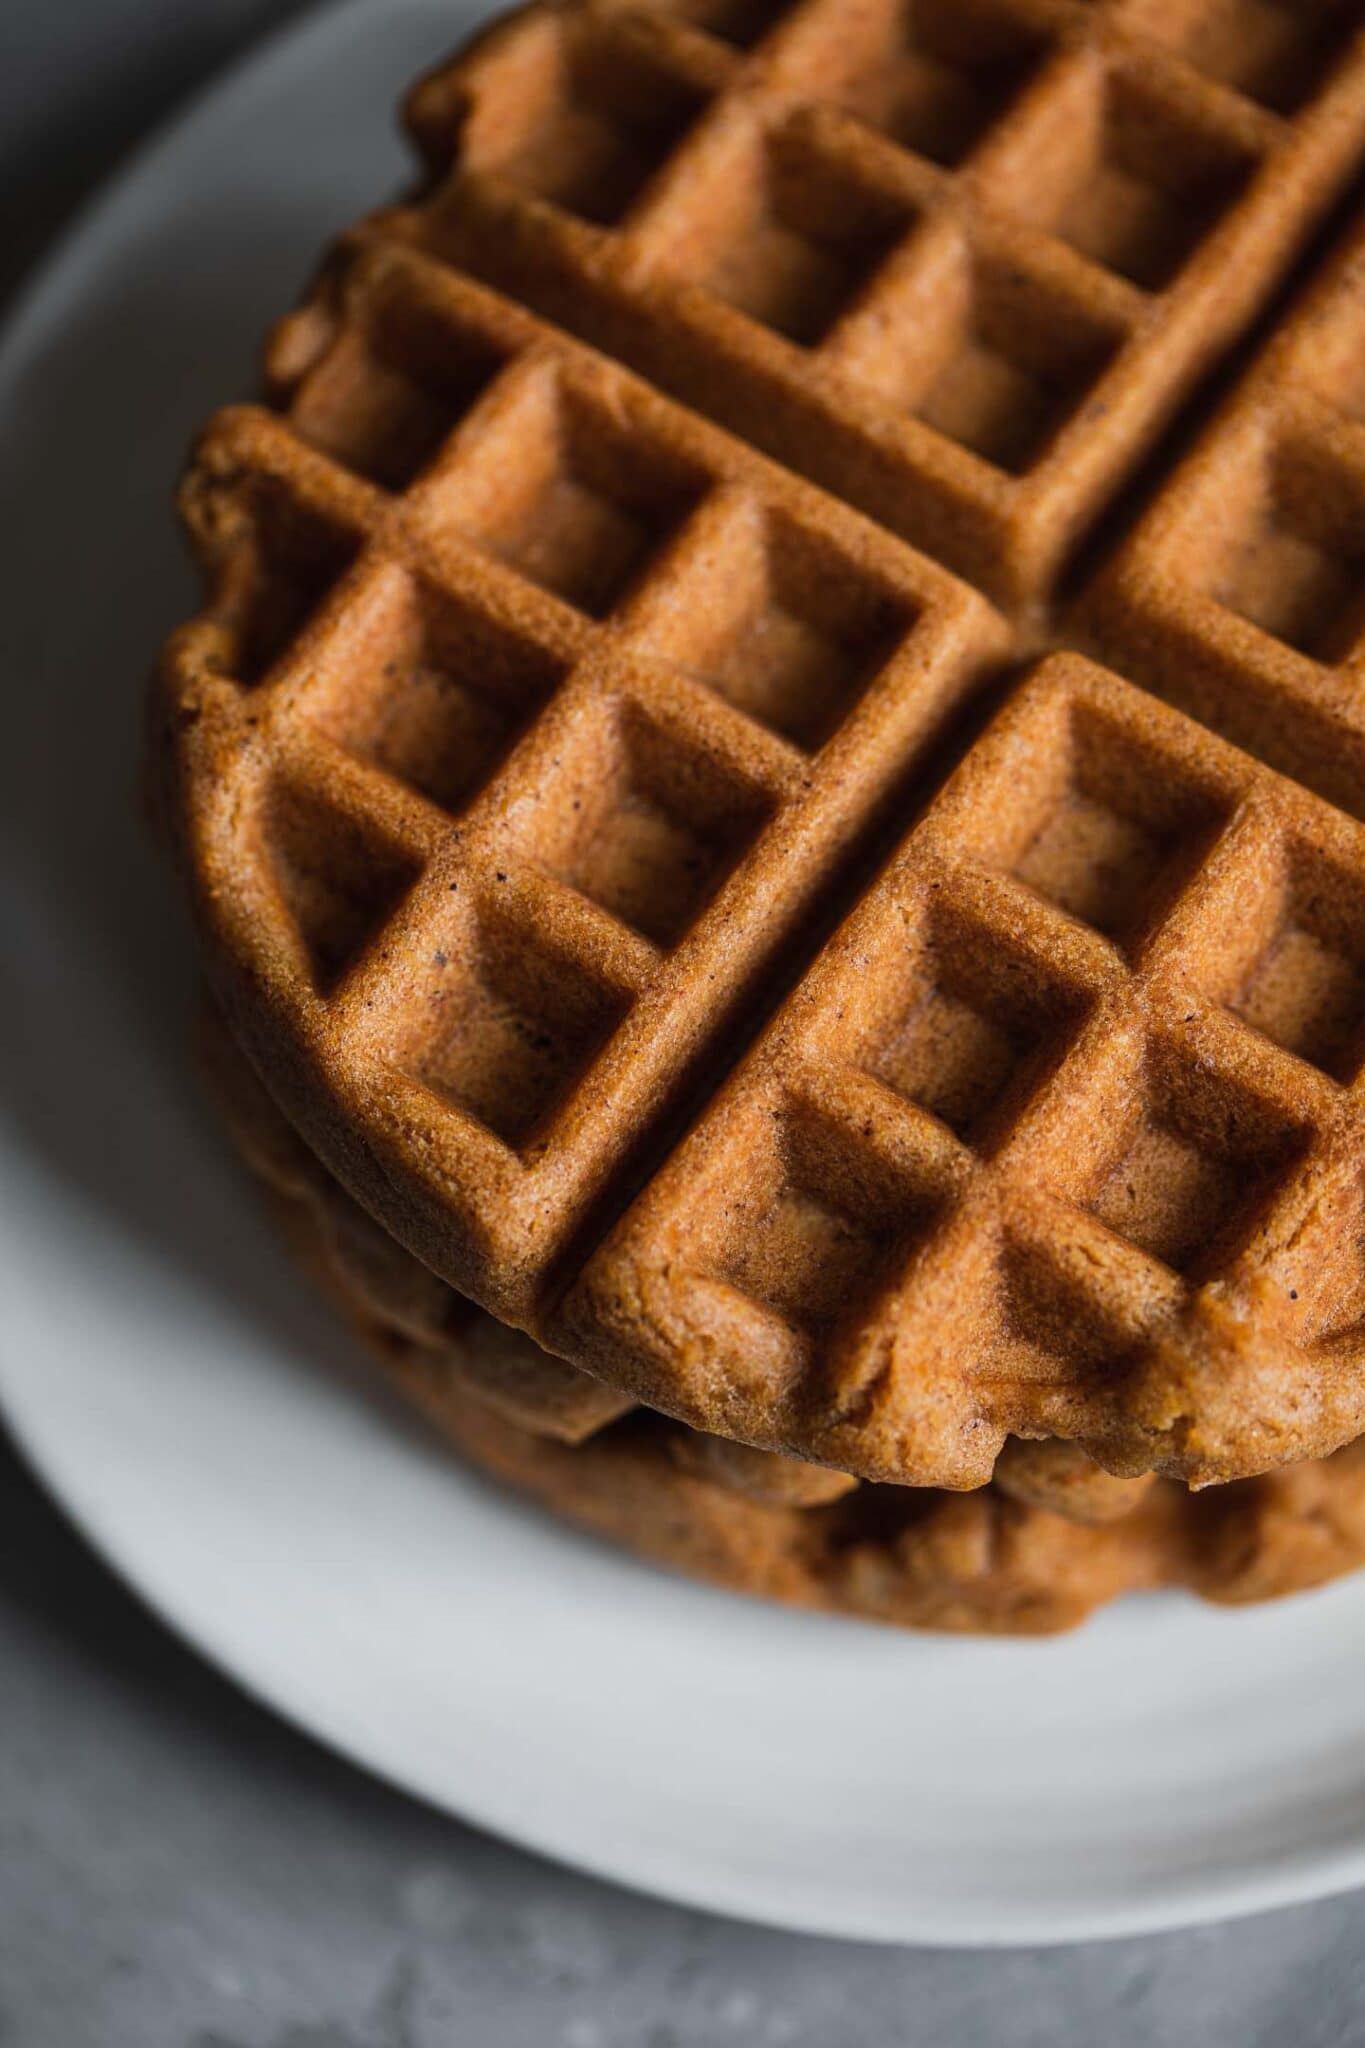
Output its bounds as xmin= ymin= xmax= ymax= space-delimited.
xmin=4 ymin=0 xmax=1365 ymax=1950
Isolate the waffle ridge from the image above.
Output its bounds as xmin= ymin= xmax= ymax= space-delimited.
xmin=156 ymin=0 xmax=1365 ymax=1495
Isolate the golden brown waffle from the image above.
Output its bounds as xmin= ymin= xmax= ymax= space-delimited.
xmin=395 ymin=0 xmax=1365 ymax=620
xmin=163 ymin=259 xmax=1005 ymax=1330
xmin=202 ymin=999 xmax=1365 ymax=1635
xmin=1085 ymin=206 xmax=1365 ymax=818
xmin=156 ymin=0 xmax=1365 ymax=1496
xmin=563 ymin=651 xmax=1365 ymax=1485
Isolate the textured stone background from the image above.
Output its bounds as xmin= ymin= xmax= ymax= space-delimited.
xmin=2 ymin=3 xmax=1362 ymax=2041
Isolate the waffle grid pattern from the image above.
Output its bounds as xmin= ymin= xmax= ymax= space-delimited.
xmin=168 ymin=248 xmax=1002 ymax=1319
xmin=1087 ymin=209 xmax=1365 ymax=823
xmin=157 ymin=0 xmax=1365 ymax=1494
xmin=564 ymin=654 xmax=1365 ymax=1485
xmin=392 ymin=0 xmax=1365 ymax=616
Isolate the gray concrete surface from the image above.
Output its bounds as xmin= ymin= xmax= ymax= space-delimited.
xmin=1 ymin=3 xmax=1361 ymax=2041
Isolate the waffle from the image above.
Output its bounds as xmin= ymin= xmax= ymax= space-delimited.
xmin=396 ymin=0 xmax=1365 ymax=621
xmin=203 ymin=1001 xmax=1365 ymax=1635
xmin=155 ymin=0 xmax=1365 ymax=1495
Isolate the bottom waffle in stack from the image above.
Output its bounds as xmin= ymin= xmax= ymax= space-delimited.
xmin=201 ymin=1005 xmax=1365 ymax=1637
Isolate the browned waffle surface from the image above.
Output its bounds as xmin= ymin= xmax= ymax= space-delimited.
xmin=160 ymin=256 xmax=1004 ymax=1327
xmin=157 ymin=0 xmax=1365 ymax=1496
xmin=564 ymin=652 xmax=1365 ymax=1485
xmin=1085 ymin=205 xmax=1365 ymax=820
xmin=204 ymin=999 xmax=1365 ymax=1635
xmin=389 ymin=0 xmax=1365 ymax=618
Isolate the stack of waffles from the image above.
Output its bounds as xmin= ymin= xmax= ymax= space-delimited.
xmin=152 ymin=0 xmax=1365 ymax=1633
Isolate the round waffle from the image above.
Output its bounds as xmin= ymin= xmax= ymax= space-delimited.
xmin=155 ymin=0 xmax=1365 ymax=1492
